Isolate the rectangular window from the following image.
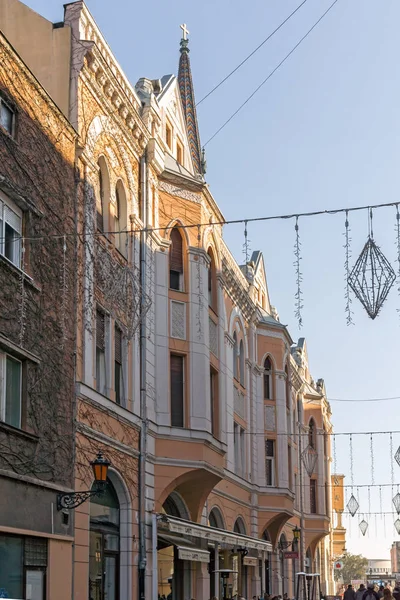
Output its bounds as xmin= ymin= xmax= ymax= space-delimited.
xmin=0 ymin=534 xmax=47 ymax=600
xmin=96 ymin=309 xmax=107 ymax=395
xmin=0 ymin=194 xmax=22 ymax=268
xmin=265 ymin=439 xmax=275 ymax=486
xmin=114 ymin=325 xmax=124 ymax=406
xmin=240 ymin=427 xmax=245 ymax=477
xmin=166 ymin=122 xmax=172 ymax=150
xmin=210 ymin=368 xmax=218 ymax=437
xmin=0 ymin=353 xmax=22 ymax=428
xmin=288 ymin=445 xmax=292 ymax=490
xmin=0 ymin=98 xmax=15 ymax=136
xmin=176 ymin=139 xmax=184 ymax=164
xmin=234 ymin=423 xmax=239 ymax=471
xmin=310 ymin=479 xmax=317 ymax=514
xmin=170 ymin=354 xmax=184 ymax=427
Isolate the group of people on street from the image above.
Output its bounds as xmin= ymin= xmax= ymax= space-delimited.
xmin=343 ymin=583 xmax=400 ymax=600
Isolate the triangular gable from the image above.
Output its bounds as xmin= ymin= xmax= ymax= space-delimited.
xmin=156 ymin=75 xmax=197 ymax=178
xmin=252 ymin=251 xmax=272 ymax=314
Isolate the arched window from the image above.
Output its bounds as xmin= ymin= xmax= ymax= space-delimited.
xmin=239 ymin=340 xmax=245 ymax=387
xmin=233 ymin=332 xmax=238 ymax=379
xmin=208 ymin=507 xmax=225 ymax=530
xmin=309 ymin=418 xmax=316 ymax=449
xmin=115 ymin=181 xmax=127 ymax=257
xmin=264 ymin=357 xmax=272 ymax=400
xmin=89 ymin=479 xmax=119 ymax=599
xmin=233 ymin=517 xmax=246 ymax=535
xmin=208 ymin=249 xmax=217 ymax=312
xmin=96 ymin=157 xmax=110 ymax=233
xmin=162 ymin=491 xmax=189 ymax=519
xmin=169 ymin=226 xmax=183 ymax=291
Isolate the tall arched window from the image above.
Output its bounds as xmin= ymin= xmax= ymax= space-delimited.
xmin=97 ymin=157 xmax=110 ymax=233
xmin=264 ymin=357 xmax=272 ymax=400
xmin=239 ymin=340 xmax=245 ymax=386
xmin=233 ymin=517 xmax=246 ymax=535
xmin=208 ymin=507 xmax=225 ymax=530
xmin=115 ymin=180 xmax=127 ymax=257
xmin=233 ymin=332 xmax=238 ymax=379
xmin=169 ymin=226 xmax=183 ymax=291
xmin=89 ymin=479 xmax=120 ymax=600
xmin=208 ymin=249 xmax=217 ymax=312
xmin=309 ymin=418 xmax=316 ymax=449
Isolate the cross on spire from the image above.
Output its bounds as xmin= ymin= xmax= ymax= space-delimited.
xmin=180 ymin=23 xmax=189 ymax=40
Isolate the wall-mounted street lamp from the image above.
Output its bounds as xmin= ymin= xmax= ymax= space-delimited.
xmin=57 ymin=452 xmax=111 ymax=511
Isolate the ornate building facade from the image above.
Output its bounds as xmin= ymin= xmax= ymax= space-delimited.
xmin=0 ymin=1 xmax=337 ymax=599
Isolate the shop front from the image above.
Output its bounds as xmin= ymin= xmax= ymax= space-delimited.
xmin=154 ymin=514 xmax=273 ymax=600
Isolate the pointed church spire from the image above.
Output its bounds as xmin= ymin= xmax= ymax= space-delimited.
xmin=178 ymin=24 xmax=203 ymax=176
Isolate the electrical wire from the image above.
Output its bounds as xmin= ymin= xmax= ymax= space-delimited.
xmin=196 ymin=0 xmax=310 ymax=106
xmin=3 ymin=198 xmax=400 ymax=243
xmin=203 ymin=0 xmax=340 ymax=147
xmin=330 ymin=396 xmax=400 ymax=402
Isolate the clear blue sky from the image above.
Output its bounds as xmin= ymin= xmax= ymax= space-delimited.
xmin=23 ymin=0 xmax=400 ymax=559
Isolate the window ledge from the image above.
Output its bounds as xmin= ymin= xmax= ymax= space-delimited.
xmin=0 ymin=421 xmax=39 ymax=442
xmin=0 ymin=253 xmax=40 ymax=291
xmin=0 ymin=333 xmax=40 ymax=363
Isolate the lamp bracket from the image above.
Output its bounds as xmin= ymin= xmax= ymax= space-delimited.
xmin=57 ymin=486 xmax=105 ymax=511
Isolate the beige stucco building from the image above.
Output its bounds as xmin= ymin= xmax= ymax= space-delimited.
xmin=0 ymin=1 xmax=338 ymax=599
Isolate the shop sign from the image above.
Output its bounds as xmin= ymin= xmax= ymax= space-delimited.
xmin=284 ymin=552 xmax=299 ymax=559
xmin=178 ymin=547 xmax=210 ymax=563
xmin=334 ymin=561 xmax=343 ymax=570
xmin=243 ymin=557 xmax=259 ymax=567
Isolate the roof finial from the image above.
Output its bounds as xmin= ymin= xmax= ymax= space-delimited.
xmin=180 ymin=23 xmax=190 ymax=53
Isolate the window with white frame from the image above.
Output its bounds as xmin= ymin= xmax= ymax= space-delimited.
xmin=114 ymin=324 xmax=125 ymax=406
xmin=265 ymin=439 xmax=275 ymax=486
xmin=0 ymin=352 xmax=22 ymax=428
xmin=0 ymin=97 xmax=15 ymax=136
xmin=0 ymin=193 xmax=22 ymax=268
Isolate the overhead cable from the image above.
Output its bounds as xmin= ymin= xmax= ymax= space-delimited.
xmin=203 ymin=0 xmax=340 ymax=147
xmin=196 ymin=0 xmax=310 ymax=106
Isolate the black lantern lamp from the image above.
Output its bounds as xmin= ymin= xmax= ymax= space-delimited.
xmin=57 ymin=452 xmax=111 ymax=511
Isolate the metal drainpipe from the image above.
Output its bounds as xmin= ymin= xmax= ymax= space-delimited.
xmin=138 ymin=149 xmax=148 ymax=600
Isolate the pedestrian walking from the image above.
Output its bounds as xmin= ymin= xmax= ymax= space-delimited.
xmin=363 ymin=585 xmax=380 ymax=600
xmin=383 ymin=589 xmax=395 ymax=600
xmin=356 ymin=584 xmax=366 ymax=600
xmin=344 ymin=585 xmax=356 ymax=600
xmin=393 ymin=584 xmax=400 ymax=600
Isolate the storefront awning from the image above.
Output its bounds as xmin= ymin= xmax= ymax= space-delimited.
xmin=158 ymin=515 xmax=272 ymax=553
xmin=177 ymin=546 xmax=210 ymax=563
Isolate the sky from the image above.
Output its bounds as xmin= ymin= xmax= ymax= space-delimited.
xmin=21 ymin=0 xmax=400 ymax=559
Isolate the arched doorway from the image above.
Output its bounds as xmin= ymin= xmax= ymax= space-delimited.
xmin=262 ymin=531 xmax=272 ymax=595
xmin=208 ymin=508 xmax=226 ymax=599
xmin=89 ymin=479 xmax=120 ymax=600
xmin=233 ymin=518 xmax=248 ymax=599
xmin=279 ymin=534 xmax=287 ymax=595
xmin=158 ymin=492 xmax=191 ymax=600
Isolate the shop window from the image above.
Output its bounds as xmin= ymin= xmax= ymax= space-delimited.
xmin=265 ymin=439 xmax=275 ymax=486
xmin=170 ymin=354 xmax=184 ymax=427
xmin=263 ymin=356 xmax=272 ymax=400
xmin=0 ymin=534 xmax=47 ymax=600
xmin=0 ymin=97 xmax=15 ymax=136
xmin=89 ymin=479 xmax=120 ymax=600
xmin=114 ymin=325 xmax=124 ymax=406
xmin=0 ymin=192 xmax=22 ymax=268
xmin=169 ymin=227 xmax=183 ymax=291
xmin=96 ymin=309 xmax=107 ymax=395
xmin=0 ymin=352 xmax=22 ymax=428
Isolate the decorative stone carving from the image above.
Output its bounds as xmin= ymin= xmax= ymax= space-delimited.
xmin=209 ymin=317 xmax=218 ymax=357
xmin=265 ymin=405 xmax=276 ymax=431
xmin=171 ymin=301 xmax=185 ymax=340
xmin=96 ymin=70 xmax=107 ymax=86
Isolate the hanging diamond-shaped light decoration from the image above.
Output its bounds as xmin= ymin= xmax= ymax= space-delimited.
xmin=348 ymin=237 xmax=395 ymax=319
xmin=301 ymin=445 xmax=318 ymax=477
xmin=359 ymin=520 xmax=368 ymax=536
xmin=395 ymin=447 xmax=400 ymax=467
xmin=393 ymin=493 xmax=400 ymax=514
xmin=347 ymin=494 xmax=359 ymax=517
xmin=395 ymin=519 xmax=400 ymax=534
